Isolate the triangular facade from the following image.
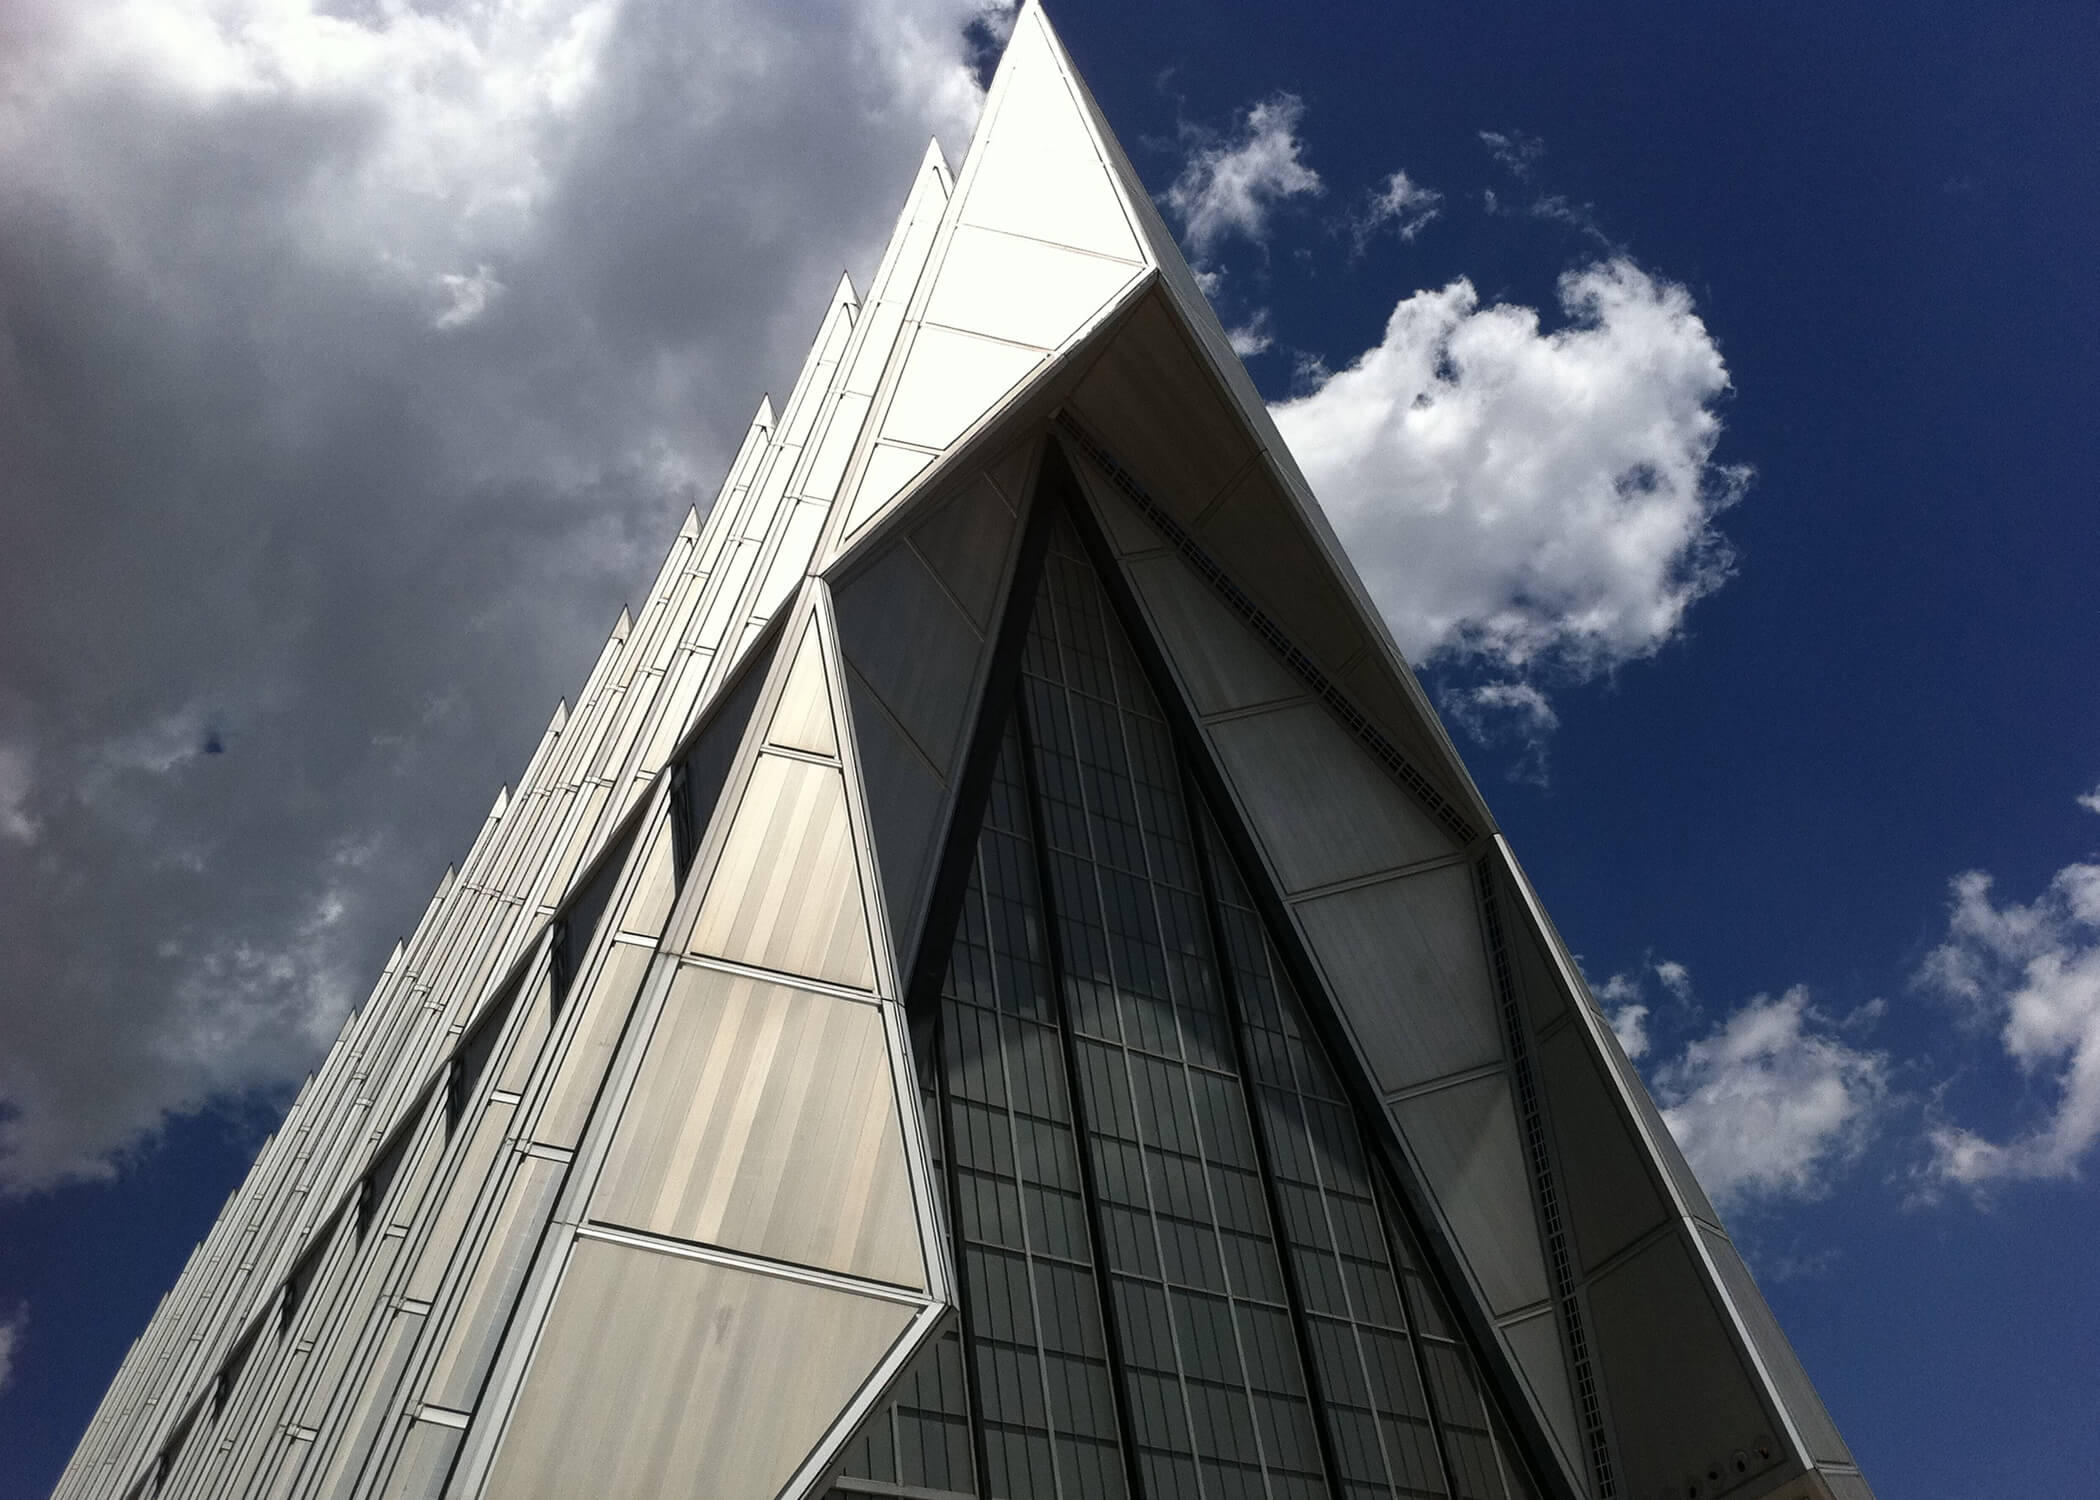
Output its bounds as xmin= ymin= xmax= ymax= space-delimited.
xmin=54 ymin=8 xmax=1871 ymax=1500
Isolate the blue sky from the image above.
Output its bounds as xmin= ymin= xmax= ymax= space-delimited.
xmin=1 ymin=2 xmax=2096 ymax=1495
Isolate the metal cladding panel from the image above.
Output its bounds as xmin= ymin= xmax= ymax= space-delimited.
xmin=834 ymin=538 xmax=985 ymax=775
xmin=1121 ymin=552 xmax=1305 ymax=716
xmin=1197 ymin=464 xmax=1370 ymax=672
xmin=904 ymin=474 xmax=1019 ymax=632
xmin=1697 ymin=1225 xmax=1856 ymax=1470
xmin=1499 ymin=1308 xmax=1582 ymax=1482
xmin=687 ymin=754 xmax=877 ymax=992
xmin=767 ymin=620 xmax=841 ymax=758
xmin=617 ymin=815 xmax=678 ymax=942
xmin=424 ymin=1155 xmax=566 ymax=1409
xmin=404 ymin=1102 xmax=514 ymax=1303
xmin=844 ymin=444 xmax=934 ymax=536
xmin=531 ymin=942 xmax=654 ymax=1150
xmin=1294 ymin=865 xmax=1505 ymax=1094
xmin=923 ymin=225 xmax=1142 ymax=351
xmin=592 ymin=967 xmax=924 ymax=1291
xmin=1584 ymin=1231 xmax=1786 ymax=1500
xmin=1386 ymin=1076 xmax=1551 ymax=1317
xmin=485 ymin=1240 xmax=915 ymax=1500
xmin=1534 ymin=1022 xmax=1672 ymax=1274
xmin=842 ymin=667 xmax=947 ymax=954
xmin=1597 ymin=1006 xmax=1722 ymax=1232
xmin=951 ymin=5 xmax=1145 ymax=263
xmin=1509 ymin=902 xmax=1577 ymax=1037
xmin=381 ymin=1421 xmax=458 ymax=1500
xmin=880 ymin=326 xmax=1044 ymax=453
xmin=1210 ymin=703 xmax=1459 ymax=892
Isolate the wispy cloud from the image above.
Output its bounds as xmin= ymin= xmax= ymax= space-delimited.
xmin=1350 ymin=168 xmax=1443 ymax=252
xmin=1165 ymin=92 xmax=1323 ymax=257
xmin=1478 ymin=127 xmax=1544 ymax=179
xmin=1656 ymin=987 xmax=1892 ymax=1211
xmin=1915 ymin=860 xmax=2100 ymax=1189
xmin=0 ymin=1303 xmax=24 ymax=1396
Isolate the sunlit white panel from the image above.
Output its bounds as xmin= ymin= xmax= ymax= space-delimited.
xmin=880 ymin=326 xmax=1043 ymax=453
xmin=1294 ymin=863 xmax=1503 ymax=1092
xmin=617 ymin=816 xmax=679 ymax=942
xmin=687 ymin=754 xmax=876 ymax=991
xmin=765 ymin=620 xmax=840 ymax=760
xmin=531 ymin=943 xmax=654 ymax=1150
xmin=804 ymin=392 xmax=874 ymax=502
xmin=593 ymin=968 xmax=923 ymax=1289
xmin=424 ymin=1156 xmax=565 ymax=1409
xmin=754 ymin=500 xmax=827 ymax=620
xmin=843 ymin=443 xmax=935 ymax=538
xmin=925 ymin=225 xmax=1141 ymax=352
xmin=843 ymin=302 xmax=908 ymax=397
xmin=1387 ymin=1075 xmax=1551 ymax=1316
xmin=485 ymin=1241 xmax=915 ymax=1500
xmin=956 ymin=8 xmax=1144 ymax=263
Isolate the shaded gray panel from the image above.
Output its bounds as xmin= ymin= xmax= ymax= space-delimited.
xmin=1500 ymin=1307 xmax=1582 ymax=1480
xmin=386 ymin=1419 xmax=462 ymax=1500
xmin=1696 ymin=1225 xmax=1857 ymax=1470
xmin=1211 ymin=703 xmax=1457 ymax=891
xmin=843 ymin=666 xmax=947 ymax=957
xmin=1196 ymin=464 xmax=1367 ymax=670
xmin=1535 ymin=1023 xmax=1671 ymax=1274
xmin=1295 ymin=864 xmax=1503 ymax=1093
xmin=1822 ymin=1470 xmax=1878 ymax=1500
xmin=680 ymin=636 xmax=776 ymax=841
xmin=906 ymin=475 xmax=1016 ymax=632
xmin=1126 ymin=553 xmax=1304 ymax=716
xmin=834 ymin=538 xmax=984 ymax=775
xmin=1510 ymin=906 xmax=1575 ymax=1036
xmin=767 ymin=620 xmax=840 ymax=759
xmin=688 ymin=754 xmax=876 ymax=992
xmin=1387 ymin=1075 xmax=1551 ymax=1315
xmin=1586 ymin=1231 xmax=1787 ymax=1500
xmin=486 ymin=1240 xmax=916 ymax=1500
xmin=426 ymin=1156 xmax=565 ymax=1409
xmin=593 ymin=967 xmax=924 ymax=1290
xmin=1070 ymin=443 xmax=1166 ymax=556
xmin=1600 ymin=1015 xmax=1722 ymax=1230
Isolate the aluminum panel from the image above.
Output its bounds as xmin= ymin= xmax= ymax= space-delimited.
xmin=1697 ymin=1225 xmax=1855 ymax=1469
xmin=532 ymin=944 xmax=654 ymax=1150
xmin=616 ymin=816 xmax=678 ymax=942
xmin=1586 ymin=1231 xmax=1783 ymax=1500
xmin=905 ymin=475 xmax=1017 ymax=632
xmin=1295 ymin=864 xmax=1504 ymax=1093
xmin=834 ymin=540 xmax=983 ymax=774
xmin=953 ymin=6 xmax=1144 ymax=263
xmin=485 ymin=1240 xmax=915 ymax=1500
xmin=843 ymin=443 xmax=934 ymax=537
xmin=1499 ymin=1307 xmax=1581 ymax=1479
xmin=925 ymin=225 xmax=1140 ymax=351
xmin=1212 ymin=703 xmax=1457 ymax=892
xmin=1124 ymin=553 xmax=1303 ymax=714
xmin=843 ymin=668 xmax=947 ymax=957
xmin=687 ymin=754 xmax=877 ymax=992
xmin=766 ymin=620 xmax=840 ymax=759
xmin=1197 ymin=464 xmax=1368 ymax=671
xmin=1535 ymin=1022 xmax=1671 ymax=1273
xmin=1387 ymin=1075 xmax=1551 ymax=1315
xmin=425 ymin=1155 xmax=565 ymax=1409
xmin=594 ymin=967 xmax=924 ymax=1289
xmin=880 ymin=325 xmax=1042 ymax=453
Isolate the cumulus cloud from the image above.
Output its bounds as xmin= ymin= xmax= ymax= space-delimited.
xmin=2078 ymin=783 xmax=2100 ymax=815
xmin=0 ymin=0 xmax=996 ymax=1189
xmin=1655 ymin=987 xmax=1891 ymax=1211
xmin=1914 ymin=862 xmax=2100 ymax=1187
xmin=1272 ymin=259 xmax=1745 ymax=685
xmin=1351 ymin=168 xmax=1443 ymax=251
xmin=1165 ymin=92 xmax=1323 ymax=256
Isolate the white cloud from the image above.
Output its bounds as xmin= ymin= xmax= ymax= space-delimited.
xmin=1655 ymin=987 xmax=1890 ymax=1210
xmin=1165 ymin=92 xmax=1322 ymax=256
xmin=432 ymin=265 xmax=505 ymax=330
xmin=1352 ymin=168 xmax=1442 ymax=250
xmin=1442 ymin=681 xmax=1558 ymax=781
xmin=1272 ymin=259 xmax=1745 ymax=682
xmin=1915 ymin=862 xmax=2100 ymax=1187
xmin=1591 ymin=969 xmax=1650 ymax=1058
xmin=0 ymin=1304 xmax=22 ymax=1395
xmin=1478 ymin=128 xmax=1544 ymax=179
xmin=1655 ymin=958 xmax=1692 ymax=1003
xmin=2078 ymin=783 xmax=2100 ymax=815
